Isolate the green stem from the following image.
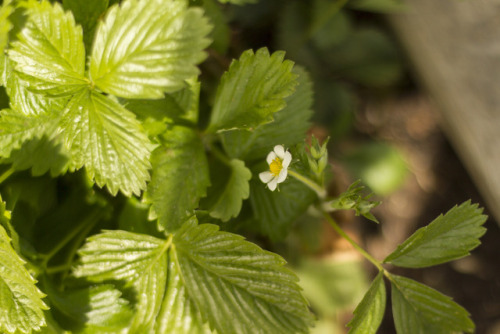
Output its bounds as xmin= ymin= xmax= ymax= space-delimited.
xmin=288 ymin=169 xmax=327 ymax=199
xmin=0 ymin=165 xmax=15 ymax=184
xmin=322 ymin=211 xmax=385 ymax=272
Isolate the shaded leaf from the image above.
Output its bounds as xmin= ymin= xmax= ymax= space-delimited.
xmin=60 ymin=89 xmax=153 ymax=196
xmin=222 ymin=66 xmax=313 ymax=160
xmin=0 ymin=196 xmax=48 ymax=334
xmin=8 ymin=0 xmax=88 ymax=96
xmin=207 ymin=48 xmax=297 ymax=132
xmin=90 ymin=0 xmax=211 ymax=99
xmin=347 ymin=271 xmax=386 ymax=333
xmin=390 ymin=274 xmax=474 ymax=333
xmin=384 ymin=201 xmax=487 ymax=268
xmin=145 ymin=125 xmax=210 ymax=232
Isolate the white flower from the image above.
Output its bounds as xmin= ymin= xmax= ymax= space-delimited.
xmin=259 ymin=145 xmax=292 ymax=191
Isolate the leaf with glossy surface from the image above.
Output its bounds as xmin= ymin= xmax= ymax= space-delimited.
xmin=145 ymin=125 xmax=210 ymax=232
xmin=90 ymin=0 xmax=211 ymax=99
xmin=207 ymin=48 xmax=297 ymax=133
xmin=222 ymin=66 xmax=312 ymax=160
xmin=384 ymin=201 xmax=487 ymax=268
xmin=173 ymin=219 xmax=314 ymax=334
xmin=347 ymin=271 xmax=386 ymax=333
xmin=0 ymin=197 xmax=48 ymax=334
xmin=390 ymin=274 xmax=474 ymax=333
xmin=60 ymin=89 xmax=153 ymax=196
xmin=8 ymin=0 xmax=88 ymax=96
xmin=203 ymin=158 xmax=251 ymax=222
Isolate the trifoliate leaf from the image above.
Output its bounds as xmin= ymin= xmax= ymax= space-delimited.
xmin=89 ymin=0 xmax=211 ymax=99
xmin=222 ymin=66 xmax=313 ymax=160
xmin=347 ymin=271 xmax=386 ymax=333
xmin=384 ymin=201 xmax=487 ymax=268
xmin=154 ymin=252 xmax=210 ymax=334
xmin=0 ymin=108 xmax=55 ymax=159
xmin=145 ymin=125 xmax=210 ymax=232
xmin=207 ymin=48 xmax=297 ymax=133
xmin=202 ymin=157 xmax=251 ymax=222
xmin=0 ymin=196 xmax=48 ymax=334
xmin=74 ymin=230 xmax=169 ymax=333
xmin=8 ymin=0 xmax=88 ymax=96
xmin=43 ymin=278 xmax=133 ymax=333
xmin=390 ymin=274 xmax=474 ymax=333
xmin=173 ymin=219 xmax=314 ymax=334
xmin=62 ymin=0 xmax=109 ymax=52
xmin=249 ymin=176 xmax=316 ymax=241
xmin=60 ymin=89 xmax=153 ymax=196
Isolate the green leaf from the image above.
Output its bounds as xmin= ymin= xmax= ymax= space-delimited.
xmin=248 ymin=176 xmax=316 ymax=241
xmin=0 ymin=108 xmax=55 ymax=159
xmin=347 ymin=271 xmax=386 ymax=333
xmin=207 ymin=48 xmax=297 ymax=133
xmin=203 ymin=158 xmax=251 ymax=222
xmin=173 ymin=219 xmax=314 ymax=334
xmin=8 ymin=0 xmax=88 ymax=96
xmin=0 ymin=0 xmax=14 ymax=87
xmin=222 ymin=66 xmax=313 ymax=160
xmin=89 ymin=0 xmax=212 ymax=99
xmin=0 ymin=196 xmax=48 ymax=334
xmin=74 ymin=230 xmax=169 ymax=333
xmin=145 ymin=125 xmax=210 ymax=232
xmin=348 ymin=0 xmax=407 ymax=13
xmin=62 ymin=0 xmax=109 ymax=52
xmin=384 ymin=201 xmax=487 ymax=268
xmin=60 ymin=89 xmax=153 ymax=196
xmin=390 ymin=274 xmax=474 ymax=333
xmin=202 ymin=0 xmax=230 ymax=54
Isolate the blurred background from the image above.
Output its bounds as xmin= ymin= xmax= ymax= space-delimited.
xmin=199 ymin=0 xmax=500 ymax=332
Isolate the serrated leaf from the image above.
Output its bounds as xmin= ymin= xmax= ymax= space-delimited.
xmin=60 ymin=89 xmax=153 ymax=196
xmin=74 ymin=230 xmax=169 ymax=332
xmin=207 ymin=48 xmax=297 ymax=133
xmin=222 ymin=66 xmax=313 ymax=160
xmin=0 ymin=196 xmax=48 ymax=334
xmin=154 ymin=251 xmax=209 ymax=334
xmin=249 ymin=176 xmax=316 ymax=241
xmin=347 ymin=271 xmax=386 ymax=333
xmin=203 ymin=158 xmax=251 ymax=222
xmin=8 ymin=0 xmax=88 ymax=96
xmin=145 ymin=125 xmax=210 ymax=232
xmin=173 ymin=219 xmax=314 ymax=334
xmin=62 ymin=0 xmax=109 ymax=52
xmin=384 ymin=201 xmax=487 ymax=268
xmin=390 ymin=274 xmax=474 ymax=333
xmin=89 ymin=0 xmax=211 ymax=99
xmin=0 ymin=108 xmax=55 ymax=158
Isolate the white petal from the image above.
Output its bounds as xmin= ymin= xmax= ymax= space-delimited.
xmin=268 ymin=177 xmax=278 ymax=191
xmin=266 ymin=151 xmax=277 ymax=165
xmin=277 ymin=168 xmax=288 ymax=183
xmin=282 ymin=151 xmax=292 ymax=168
xmin=274 ymin=145 xmax=285 ymax=159
xmin=259 ymin=171 xmax=273 ymax=183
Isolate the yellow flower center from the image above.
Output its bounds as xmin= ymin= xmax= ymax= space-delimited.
xmin=269 ymin=157 xmax=283 ymax=176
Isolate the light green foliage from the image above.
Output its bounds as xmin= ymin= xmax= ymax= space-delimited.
xmin=222 ymin=66 xmax=313 ymax=160
xmin=329 ymin=180 xmax=380 ymax=223
xmin=173 ymin=219 xmax=314 ymax=334
xmin=384 ymin=201 xmax=487 ymax=268
xmin=60 ymin=89 xmax=152 ymax=196
xmin=146 ymin=126 xmax=210 ymax=232
xmin=8 ymin=0 xmax=88 ymax=96
xmin=390 ymin=274 xmax=474 ymax=333
xmin=0 ymin=197 xmax=48 ymax=334
xmin=89 ymin=0 xmax=212 ymax=99
xmin=208 ymin=48 xmax=297 ymax=132
xmin=203 ymin=158 xmax=251 ymax=222
xmin=0 ymin=0 xmax=13 ymax=86
xmin=347 ymin=271 xmax=386 ymax=333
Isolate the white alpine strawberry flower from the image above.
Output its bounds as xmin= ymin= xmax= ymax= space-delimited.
xmin=259 ymin=145 xmax=292 ymax=191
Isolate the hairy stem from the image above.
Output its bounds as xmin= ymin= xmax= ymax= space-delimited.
xmin=288 ymin=169 xmax=327 ymax=199
xmin=0 ymin=165 xmax=15 ymax=184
